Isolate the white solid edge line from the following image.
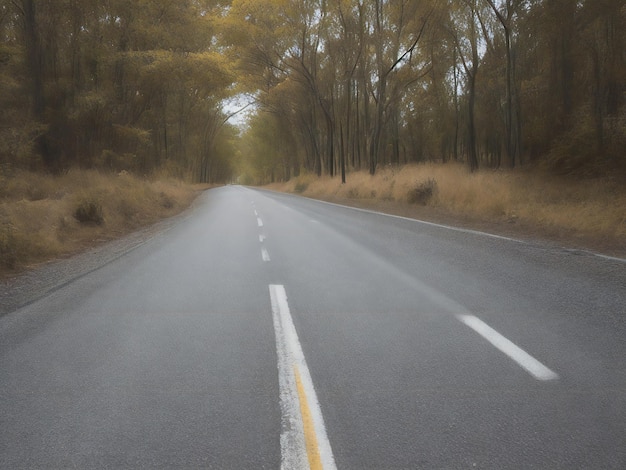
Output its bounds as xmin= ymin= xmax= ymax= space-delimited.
xmin=586 ymin=252 xmax=626 ymax=263
xmin=261 ymin=247 xmax=271 ymax=262
xmin=245 ymin=186 xmax=626 ymax=262
xmin=270 ymin=285 xmax=337 ymax=470
xmin=264 ymin=189 xmax=626 ymax=263
xmin=260 ymin=189 xmax=523 ymax=243
xmin=314 ymin=199 xmax=522 ymax=242
xmin=457 ymin=314 xmax=559 ymax=381
xmin=249 ymin=187 xmax=520 ymax=242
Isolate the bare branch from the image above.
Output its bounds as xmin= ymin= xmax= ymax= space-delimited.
xmin=223 ymin=101 xmax=255 ymax=126
xmin=385 ymin=10 xmax=432 ymax=78
xmin=484 ymin=0 xmax=509 ymax=30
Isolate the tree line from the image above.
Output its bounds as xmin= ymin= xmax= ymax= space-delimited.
xmin=232 ymin=0 xmax=625 ymax=183
xmin=1 ymin=1 xmax=624 ymax=183
xmin=0 ymin=0 xmax=237 ymax=182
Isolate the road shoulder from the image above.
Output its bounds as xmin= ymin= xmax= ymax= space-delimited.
xmin=266 ymin=189 xmax=626 ymax=261
xmin=0 ymin=195 xmax=204 ymax=316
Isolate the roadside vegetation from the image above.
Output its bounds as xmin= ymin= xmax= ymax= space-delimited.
xmin=0 ymin=2 xmax=238 ymax=182
xmin=0 ymin=169 xmax=199 ymax=276
xmin=268 ymin=164 xmax=626 ymax=256
xmin=234 ymin=1 xmax=625 ymax=184
xmin=0 ymin=2 xmax=230 ymax=277
xmin=0 ymin=2 xmax=624 ymax=274
xmin=232 ymin=0 xmax=625 ymax=256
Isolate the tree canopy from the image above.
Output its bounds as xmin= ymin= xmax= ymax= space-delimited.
xmin=1 ymin=0 xmax=624 ymax=182
xmin=1 ymin=0 xmax=237 ymax=181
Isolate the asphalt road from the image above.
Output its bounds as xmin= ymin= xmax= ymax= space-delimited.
xmin=1 ymin=185 xmax=625 ymax=469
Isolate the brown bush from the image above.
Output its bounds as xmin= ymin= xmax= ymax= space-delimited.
xmin=407 ymin=178 xmax=437 ymax=205
xmin=74 ymin=199 xmax=104 ymax=225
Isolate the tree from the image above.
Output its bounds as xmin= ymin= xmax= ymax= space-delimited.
xmin=1 ymin=0 xmax=236 ymax=180
xmin=4 ymin=0 xmax=624 ymax=181
xmin=367 ymin=0 xmax=432 ymax=174
xmin=484 ymin=0 xmax=523 ymax=168
xmin=448 ymin=0 xmax=482 ymax=171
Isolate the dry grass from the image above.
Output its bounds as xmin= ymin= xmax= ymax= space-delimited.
xmin=268 ymin=163 xmax=626 ymax=254
xmin=0 ymin=169 xmax=199 ymax=276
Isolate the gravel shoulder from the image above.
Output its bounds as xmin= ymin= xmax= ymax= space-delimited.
xmin=0 ymin=195 xmax=202 ymax=316
xmin=281 ymin=192 xmax=626 ymax=261
xmin=323 ymin=198 xmax=626 ymax=261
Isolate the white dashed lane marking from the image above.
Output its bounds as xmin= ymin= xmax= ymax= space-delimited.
xmin=457 ymin=314 xmax=559 ymax=381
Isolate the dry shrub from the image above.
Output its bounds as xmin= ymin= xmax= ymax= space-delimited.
xmin=294 ymin=181 xmax=308 ymax=193
xmin=272 ymin=162 xmax=626 ymax=246
xmin=159 ymin=191 xmax=175 ymax=209
xmin=0 ymin=169 xmax=65 ymax=201
xmin=407 ymin=178 xmax=437 ymax=205
xmin=74 ymin=198 xmax=104 ymax=225
xmin=0 ymin=169 xmax=197 ymax=275
xmin=0 ymin=199 xmax=66 ymax=270
xmin=346 ymin=186 xmax=360 ymax=198
xmin=292 ymin=173 xmax=317 ymax=193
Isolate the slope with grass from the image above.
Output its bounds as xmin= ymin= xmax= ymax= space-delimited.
xmin=267 ymin=164 xmax=626 ymax=258
xmin=0 ymin=170 xmax=202 ymax=277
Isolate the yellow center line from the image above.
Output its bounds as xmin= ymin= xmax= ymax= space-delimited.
xmin=271 ymin=285 xmax=336 ymax=469
xmin=294 ymin=364 xmax=323 ymax=470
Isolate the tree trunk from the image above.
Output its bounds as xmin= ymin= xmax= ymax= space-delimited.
xmin=468 ymin=70 xmax=479 ymax=172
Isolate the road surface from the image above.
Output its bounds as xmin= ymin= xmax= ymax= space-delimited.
xmin=1 ymin=186 xmax=625 ymax=468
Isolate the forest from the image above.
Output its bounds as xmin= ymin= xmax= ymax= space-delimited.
xmin=1 ymin=0 xmax=237 ymax=182
xmin=1 ymin=0 xmax=625 ymax=184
